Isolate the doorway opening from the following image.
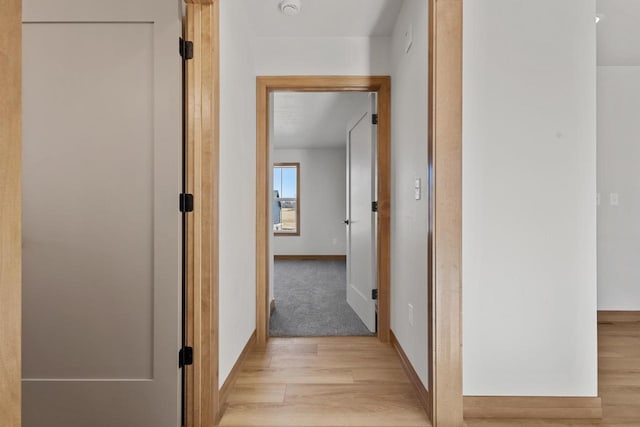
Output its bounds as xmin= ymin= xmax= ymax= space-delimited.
xmin=256 ymin=77 xmax=391 ymax=345
xmin=269 ymin=91 xmax=378 ymax=337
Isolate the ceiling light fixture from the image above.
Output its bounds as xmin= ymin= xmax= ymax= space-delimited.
xmin=279 ymin=0 xmax=301 ymax=16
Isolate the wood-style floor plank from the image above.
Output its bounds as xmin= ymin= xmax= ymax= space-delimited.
xmin=226 ymin=384 xmax=287 ymax=404
xmin=242 ymin=354 xmax=272 ymax=368
xmin=218 ymin=337 xmax=430 ymax=427
xmin=269 ymin=354 xmax=403 ymax=369
xmin=253 ymin=342 xmax=319 ymax=355
xmin=235 ymin=367 xmax=355 ymax=385
xmin=352 ymin=367 xmax=412 ymax=384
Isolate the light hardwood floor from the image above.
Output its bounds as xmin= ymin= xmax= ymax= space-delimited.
xmin=217 ymin=337 xmax=432 ymax=427
xmin=218 ymin=318 xmax=640 ymax=427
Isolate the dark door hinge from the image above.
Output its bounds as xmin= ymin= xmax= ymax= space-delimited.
xmin=372 ymin=201 xmax=378 ymax=213
xmin=372 ymin=114 xmax=378 ymax=125
xmin=179 ymin=347 xmax=193 ymax=368
xmin=180 ymin=193 xmax=194 ymax=213
xmin=372 ymin=289 xmax=378 ymax=300
xmin=179 ymin=38 xmax=194 ymax=60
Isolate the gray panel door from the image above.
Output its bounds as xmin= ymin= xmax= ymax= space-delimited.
xmin=346 ymin=94 xmax=377 ymax=333
xmin=22 ymin=2 xmax=181 ymax=426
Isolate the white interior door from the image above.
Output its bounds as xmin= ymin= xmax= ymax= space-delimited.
xmin=346 ymin=94 xmax=377 ymax=333
xmin=21 ymin=1 xmax=181 ymax=426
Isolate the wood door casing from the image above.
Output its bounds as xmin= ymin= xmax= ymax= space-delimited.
xmin=255 ymin=76 xmax=392 ymax=346
xmin=428 ymin=0 xmax=464 ymax=425
xmin=184 ymin=1 xmax=221 ymax=426
xmin=0 ymin=1 xmax=22 ymax=426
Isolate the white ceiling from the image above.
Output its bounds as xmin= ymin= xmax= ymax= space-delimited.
xmin=272 ymin=92 xmax=370 ymax=149
xmin=242 ymin=0 xmax=640 ymax=65
xmin=597 ymin=0 xmax=640 ymax=66
xmin=245 ymin=0 xmax=403 ymax=37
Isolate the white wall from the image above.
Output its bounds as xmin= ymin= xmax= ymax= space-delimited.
xmin=219 ymin=0 xmax=257 ymax=387
xmin=272 ymin=148 xmax=347 ymax=256
xmin=462 ymin=0 xmax=598 ymax=396
xmin=389 ymin=0 xmax=429 ymax=388
xmin=254 ymin=31 xmax=392 ymax=305
xmin=597 ymin=66 xmax=640 ymax=310
xmin=253 ymin=36 xmax=391 ymax=76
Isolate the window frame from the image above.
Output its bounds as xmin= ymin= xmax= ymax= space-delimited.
xmin=273 ymin=162 xmax=300 ymax=236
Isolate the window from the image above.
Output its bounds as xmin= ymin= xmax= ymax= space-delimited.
xmin=273 ymin=163 xmax=300 ymax=235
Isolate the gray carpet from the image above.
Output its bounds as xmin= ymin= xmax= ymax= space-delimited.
xmin=269 ymin=259 xmax=374 ymax=337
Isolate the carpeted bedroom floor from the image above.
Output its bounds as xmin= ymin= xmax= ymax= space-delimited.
xmin=269 ymin=259 xmax=374 ymax=337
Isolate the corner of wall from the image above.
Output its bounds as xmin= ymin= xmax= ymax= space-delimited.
xmin=218 ymin=0 xmax=258 ymax=388
xmin=389 ymin=0 xmax=429 ymax=389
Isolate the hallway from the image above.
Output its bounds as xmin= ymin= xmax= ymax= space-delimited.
xmin=218 ymin=317 xmax=640 ymax=427
xmin=217 ymin=337 xmax=431 ymax=426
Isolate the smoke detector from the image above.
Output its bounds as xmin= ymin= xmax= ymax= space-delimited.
xmin=279 ymin=0 xmax=301 ymax=16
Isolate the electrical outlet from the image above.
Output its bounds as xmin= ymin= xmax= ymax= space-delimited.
xmin=408 ymin=304 xmax=414 ymax=326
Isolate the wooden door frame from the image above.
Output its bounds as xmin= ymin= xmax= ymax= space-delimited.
xmin=428 ymin=0 xmax=463 ymax=425
xmin=184 ymin=0 xmax=220 ymax=426
xmin=0 ymin=1 xmax=22 ymax=427
xmin=256 ymin=76 xmax=392 ymax=345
